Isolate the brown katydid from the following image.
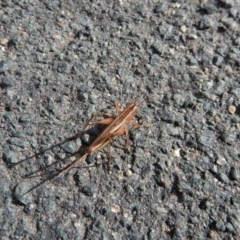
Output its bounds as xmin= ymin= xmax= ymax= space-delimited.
xmin=52 ymin=101 xmax=141 ymax=180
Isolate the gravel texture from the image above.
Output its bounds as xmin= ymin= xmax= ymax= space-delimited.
xmin=0 ymin=1 xmax=240 ymax=239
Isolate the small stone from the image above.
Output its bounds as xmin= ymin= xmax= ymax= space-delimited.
xmin=111 ymin=204 xmax=121 ymax=214
xmin=228 ymin=213 xmax=240 ymax=230
xmin=10 ymin=35 xmax=22 ymax=45
xmin=8 ymin=137 xmax=30 ymax=149
xmin=0 ymin=60 xmax=13 ymax=72
xmin=13 ymin=181 xmax=33 ymax=205
xmin=187 ymin=34 xmax=198 ymax=40
xmin=78 ymin=17 xmax=90 ymax=26
xmin=222 ymin=132 xmax=236 ymax=144
xmin=198 ymin=130 xmax=215 ymax=146
xmin=150 ymin=54 xmax=161 ymax=66
xmin=190 ymin=216 xmax=199 ymax=224
xmin=172 ymin=148 xmax=181 ymax=157
xmin=30 ymin=137 xmax=38 ymax=148
xmin=216 ymin=155 xmax=227 ymax=166
xmin=225 ymin=222 xmax=234 ymax=233
xmin=200 ymin=4 xmax=217 ymax=14
xmin=57 ymin=62 xmax=70 ymax=73
xmin=0 ymin=78 xmax=12 ymax=88
xmin=233 ymin=36 xmax=240 ymax=45
xmin=198 ymin=18 xmax=212 ymax=30
xmin=19 ymin=114 xmax=31 ymax=123
xmin=81 ymin=185 xmax=96 ymax=196
xmin=218 ymin=173 xmax=229 ymax=183
xmin=212 ymin=55 xmax=223 ymax=66
xmin=228 ymin=105 xmax=236 ymax=114
xmin=125 ymin=169 xmax=133 ymax=177
xmin=208 ymin=230 xmax=219 ymax=239
xmin=61 ymin=141 xmax=77 ymax=154
xmin=211 ymin=165 xmax=218 ymax=174
xmin=219 ymin=0 xmax=234 ymax=8
xmin=14 ymin=216 xmax=37 ymax=235
xmin=81 ymin=133 xmax=90 ymax=144
xmin=172 ymin=3 xmax=181 ymax=8
xmin=73 ymin=63 xmax=85 ymax=74
xmin=180 ymin=25 xmax=187 ymax=33
xmin=229 ymin=167 xmax=240 ymax=180
xmin=154 ymin=3 xmax=167 ymax=13
xmin=215 ymin=220 xmax=226 ymax=231
xmin=44 ymin=154 xmax=54 ymax=166
xmin=3 ymin=151 xmax=19 ymax=164
xmin=0 ymin=38 xmax=9 ymax=45
xmin=135 ymin=4 xmax=144 ymax=15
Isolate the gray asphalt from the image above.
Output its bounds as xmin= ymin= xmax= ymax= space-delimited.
xmin=0 ymin=1 xmax=239 ymax=239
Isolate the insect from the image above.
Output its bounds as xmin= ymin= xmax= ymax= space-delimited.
xmin=52 ymin=100 xmax=141 ymax=180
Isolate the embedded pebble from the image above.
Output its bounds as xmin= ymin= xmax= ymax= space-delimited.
xmin=228 ymin=105 xmax=236 ymax=114
xmin=0 ymin=59 xmax=13 ymax=72
xmin=216 ymin=155 xmax=227 ymax=166
xmin=229 ymin=167 xmax=240 ymax=180
xmin=61 ymin=141 xmax=77 ymax=154
xmin=180 ymin=25 xmax=187 ymax=33
xmin=13 ymin=181 xmax=33 ymax=205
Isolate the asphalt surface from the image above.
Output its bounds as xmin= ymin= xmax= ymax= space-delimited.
xmin=0 ymin=1 xmax=240 ymax=239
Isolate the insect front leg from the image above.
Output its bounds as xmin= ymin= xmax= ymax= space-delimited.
xmin=114 ymin=101 xmax=123 ymax=114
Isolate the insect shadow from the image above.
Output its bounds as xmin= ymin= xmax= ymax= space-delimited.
xmin=9 ymin=124 xmax=109 ymax=196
